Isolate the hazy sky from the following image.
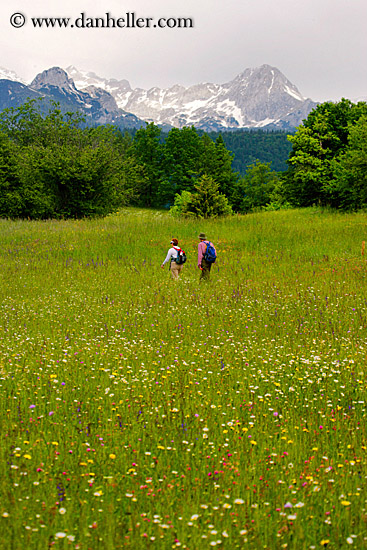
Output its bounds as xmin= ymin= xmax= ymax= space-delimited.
xmin=1 ymin=0 xmax=366 ymax=102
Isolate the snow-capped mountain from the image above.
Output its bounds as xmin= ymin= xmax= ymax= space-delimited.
xmin=0 ymin=66 xmax=26 ymax=84
xmin=66 ymin=65 xmax=131 ymax=96
xmin=0 ymin=63 xmax=317 ymax=131
xmin=0 ymin=66 xmax=144 ymax=129
xmin=30 ymin=67 xmax=122 ymax=124
xmin=66 ymin=64 xmax=317 ymax=130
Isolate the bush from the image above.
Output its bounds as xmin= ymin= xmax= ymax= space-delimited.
xmin=169 ymin=190 xmax=193 ymax=218
xmin=0 ymin=101 xmax=139 ymax=219
xmin=170 ymin=174 xmax=232 ymax=219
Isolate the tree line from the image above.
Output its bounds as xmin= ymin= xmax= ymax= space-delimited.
xmin=0 ymin=97 xmax=366 ymax=219
xmin=208 ymin=129 xmax=293 ymax=173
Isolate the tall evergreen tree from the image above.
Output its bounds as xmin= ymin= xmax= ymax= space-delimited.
xmin=161 ymin=129 xmax=239 ymax=207
xmin=132 ymin=122 xmax=163 ymax=207
xmin=180 ymin=174 xmax=232 ymax=219
xmin=212 ymin=135 xmax=238 ymax=198
xmin=161 ymin=126 xmax=202 ymax=203
xmin=0 ymin=131 xmax=21 ymax=218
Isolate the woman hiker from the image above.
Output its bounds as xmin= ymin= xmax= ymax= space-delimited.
xmin=161 ymin=238 xmax=184 ymax=280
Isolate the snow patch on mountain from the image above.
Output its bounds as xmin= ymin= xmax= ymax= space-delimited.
xmin=66 ymin=65 xmax=131 ymax=94
xmin=0 ymin=63 xmax=317 ymax=131
xmin=0 ymin=66 xmax=26 ymax=84
xmin=65 ymin=63 xmax=316 ymax=130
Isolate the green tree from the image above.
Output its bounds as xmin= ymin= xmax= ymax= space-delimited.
xmin=333 ymin=115 xmax=367 ymax=209
xmin=285 ymin=122 xmax=333 ymax=206
xmin=169 ymin=190 xmax=194 ymax=218
xmin=232 ymin=160 xmax=278 ymax=212
xmin=0 ymin=99 xmax=45 ymax=146
xmin=285 ymin=99 xmax=367 ymax=207
xmin=161 ymin=126 xmax=202 ymax=204
xmin=132 ymin=122 xmax=163 ymax=207
xmin=303 ymin=98 xmax=367 ymax=153
xmin=0 ymin=98 xmax=85 ymax=147
xmin=0 ymin=132 xmax=23 ymax=218
xmin=208 ymin=129 xmax=293 ymax=174
xmin=23 ymin=126 xmax=128 ymax=218
xmin=211 ymin=135 xmax=238 ymax=199
xmin=173 ymin=174 xmax=232 ymax=219
xmin=161 ymin=128 xmax=239 ymax=207
xmin=0 ymin=100 xmax=138 ymax=219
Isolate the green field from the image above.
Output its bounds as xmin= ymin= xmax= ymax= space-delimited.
xmin=1 ymin=208 xmax=366 ymax=549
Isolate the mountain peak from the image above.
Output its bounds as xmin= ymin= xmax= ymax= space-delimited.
xmin=31 ymin=67 xmax=77 ymax=93
xmin=1 ymin=63 xmax=317 ymax=131
xmin=65 ymin=66 xmax=131 ymax=93
xmin=0 ymin=66 xmax=26 ymax=84
xmin=61 ymin=63 xmax=315 ymax=130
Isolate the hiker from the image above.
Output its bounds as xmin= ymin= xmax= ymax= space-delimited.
xmin=198 ymin=233 xmax=217 ymax=281
xmin=161 ymin=238 xmax=185 ymax=280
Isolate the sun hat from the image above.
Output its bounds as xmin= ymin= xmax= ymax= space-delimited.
xmin=198 ymin=233 xmax=207 ymax=240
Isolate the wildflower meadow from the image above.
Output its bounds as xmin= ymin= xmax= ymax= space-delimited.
xmin=0 ymin=208 xmax=366 ymax=550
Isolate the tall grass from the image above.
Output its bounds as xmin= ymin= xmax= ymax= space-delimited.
xmin=0 ymin=207 xmax=366 ymax=549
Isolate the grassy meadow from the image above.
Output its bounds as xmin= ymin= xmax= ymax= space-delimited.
xmin=0 ymin=207 xmax=366 ymax=549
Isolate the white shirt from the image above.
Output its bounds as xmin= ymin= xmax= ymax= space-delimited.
xmin=162 ymin=246 xmax=179 ymax=266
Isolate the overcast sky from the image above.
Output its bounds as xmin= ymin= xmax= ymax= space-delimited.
xmin=1 ymin=0 xmax=366 ymax=102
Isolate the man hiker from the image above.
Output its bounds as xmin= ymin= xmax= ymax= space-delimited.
xmin=197 ymin=233 xmax=217 ymax=281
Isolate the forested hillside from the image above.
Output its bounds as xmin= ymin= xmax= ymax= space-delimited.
xmin=125 ymin=128 xmax=293 ymax=175
xmin=208 ymin=130 xmax=293 ymax=174
xmin=1 ymin=97 xmax=367 ymax=219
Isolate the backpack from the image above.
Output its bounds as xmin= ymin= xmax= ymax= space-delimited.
xmin=173 ymin=246 xmax=187 ymax=265
xmin=204 ymin=241 xmax=216 ymax=263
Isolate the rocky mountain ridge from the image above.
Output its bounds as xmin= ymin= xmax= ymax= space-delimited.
xmin=0 ymin=64 xmax=318 ymax=131
xmin=0 ymin=66 xmax=143 ymax=128
xmin=65 ymin=64 xmax=317 ymax=131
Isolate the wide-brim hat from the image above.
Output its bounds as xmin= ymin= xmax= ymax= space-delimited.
xmin=198 ymin=233 xmax=207 ymax=239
